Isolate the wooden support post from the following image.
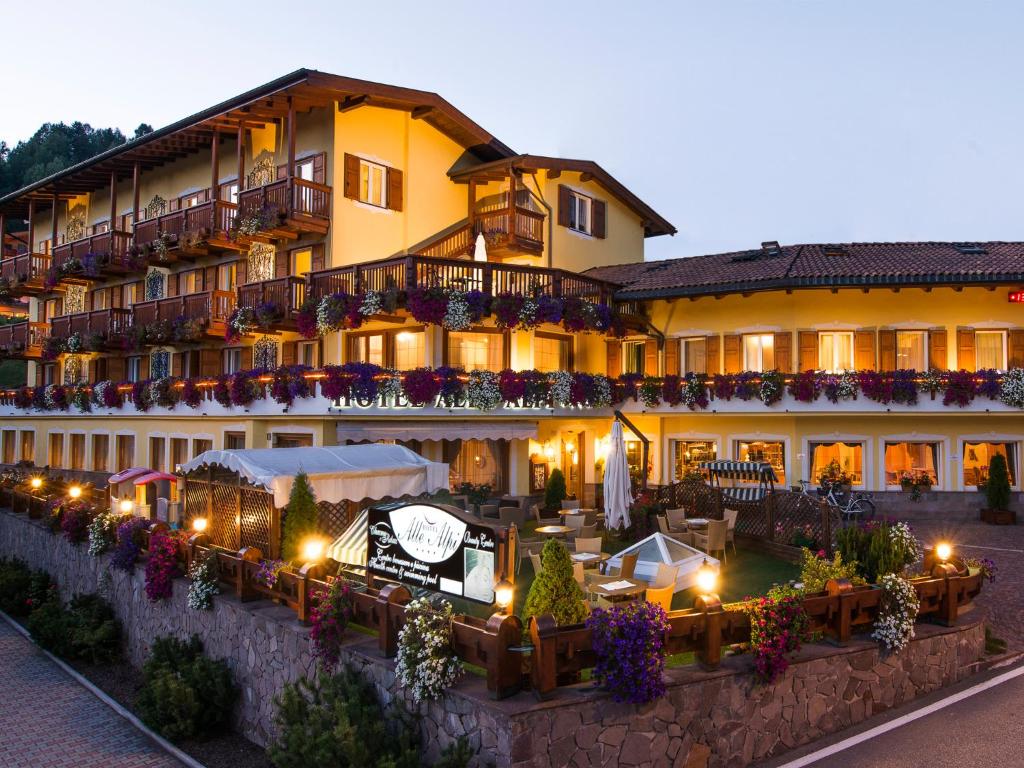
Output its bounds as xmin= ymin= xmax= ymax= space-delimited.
xmin=826 ymin=578 xmax=854 ymax=645
xmin=467 ymin=178 xmax=477 ymax=234
xmin=50 ymin=195 xmax=59 ymax=253
xmin=236 ymin=122 xmax=246 ymax=191
xmin=210 ymin=131 xmax=220 ymax=203
xmin=507 ymin=171 xmax=516 ymax=238
xmin=109 ymin=170 xmax=118 ymax=231
xmin=529 ymin=615 xmax=558 ymax=699
xmin=237 ymin=546 xmax=262 ymax=601
xmin=26 ymin=200 xmax=34 ymax=254
xmin=485 ymin=612 xmax=524 ymax=699
xmin=286 ymin=97 xmax=296 ymax=179
xmin=375 ymin=583 xmax=410 ymax=657
xmin=132 ymin=162 xmax=140 ymax=226
xmin=939 ymin=574 xmax=961 ymax=626
xmin=694 ymin=594 xmax=723 ymax=670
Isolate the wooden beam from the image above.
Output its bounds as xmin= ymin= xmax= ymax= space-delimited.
xmin=50 ymin=194 xmax=58 ymax=250
xmin=286 ymin=97 xmax=296 ymax=179
xmin=336 ymin=95 xmax=368 ymax=113
xmin=580 ymin=172 xmax=594 ymax=183
xmin=132 ymin=161 xmax=141 ymax=224
xmin=547 ymin=169 xmax=562 ymax=180
xmin=237 ymin=123 xmax=246 ymax=192
xmin=411 ymin=105 xmax=434 ymax=120
xmin=26 ymin=199 xmax=34 ymax=254
xmin=210 ymin=131 xmax=220 ymax=203
xmin=109 ymin=170 xmax=118 ymax=229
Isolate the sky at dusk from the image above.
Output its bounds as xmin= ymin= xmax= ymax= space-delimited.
xmin=4 ymin=0 xmax=1023 ymax=261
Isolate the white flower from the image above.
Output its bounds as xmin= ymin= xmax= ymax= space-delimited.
xmin=549 ymin=371 xmax=573 ymax=408
xmin=360 ymin=290 xmax=383 ymax=317
xmin=837 ymin=371 xmax=859 ymax=400
xmin=1002 ymin=368 xmax=1024 ymax=408
xmin=872 ymin=574 xmax=920 ymax=653
xmin=92 ymin=380 xmax=111 ymax=407
xmin=186 ymin=558 xmax=220 ymax=610
xmin=593 ymin=376 xmax=613 ymax=408
xmin=518 ymin=296 xmax=538 ymax=329
xmin=43 ymin=384 xmax=62 ymax=409
xmin=315 ymin=296 xmax=333 ymax=336
xmin=443 ymin=291 xmax=471 ymax=331
xmin=87 ymin=511 xmax=120 ymax=557
xmin=378 ymin=369 xmax=403 ymax=403
xmin=395 ymin=597 xmax=462 ymax=702
xmin=467 ymin=370 xmax=502 ymax=411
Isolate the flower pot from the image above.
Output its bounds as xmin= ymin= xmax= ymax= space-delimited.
xmin=980 ymin=508 xmax=1017 ymax=525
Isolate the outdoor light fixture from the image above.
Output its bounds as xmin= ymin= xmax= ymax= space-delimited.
xmin=696 ymin=559 xmax=718 ymax=596
xmin=301 ymin=538 xmax=326 ymax=564
xmin=543 ymin=443 xmax=556 ymax=461
xmin=67 ymin=485 xmax=82 ymax=499
xmin=936 ymin=542 xmax=952 ymax=562
xmin=494 ymin=578 xmax=514 ymax=613
xmin=192 ymin=517 xmax=208 ymax=533
xmin=118 ymin=498 xmax=134 ymax=514
xmin=29 ymin=477 xmax=43 ymax=490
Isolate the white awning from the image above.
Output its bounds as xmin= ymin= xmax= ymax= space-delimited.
xmin=178 ymin=444 xmax=448 ymax=508
xmin=335 ymin=420 xmax=538 ymax=443
xmin=326 ymin=509 xmax=367 ymax=566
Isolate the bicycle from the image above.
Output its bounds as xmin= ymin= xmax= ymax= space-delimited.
xmin=798 ymin=479 xmax=876 ymax=523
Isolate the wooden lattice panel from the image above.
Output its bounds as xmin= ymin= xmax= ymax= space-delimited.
xmin=183 ymin=480 xmax=209 ymax=530
xmin=316 ymin=500 xmax=353 ymax=540
xmin=211 ymin=483 xmax=240 ymax=551
xmin=239 ymin=487 xmax=272 ymax=554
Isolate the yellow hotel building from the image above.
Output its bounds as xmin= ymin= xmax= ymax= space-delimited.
xmin=0 ymin=69 xmax=1022 ymax=519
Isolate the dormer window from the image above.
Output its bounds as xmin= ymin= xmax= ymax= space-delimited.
xmin=567 ymin=190 xmax=592 ymax=235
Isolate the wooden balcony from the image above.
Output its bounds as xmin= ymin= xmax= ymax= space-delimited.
xmin=0 ymin=253 xmax=51 ymax=295
xmin=236 ymin=178 xmax=331 ymax=242
xmin=49 ymin=308 xmax=131 ymax=346
xmin=0 ymin=321 xmax=49 ymax=359
xmin=130 ymin=290 xmax=236 ymax=340
xmin=237 ymin=276 xmax=306 ymax=331
xmin=308 ymin=254 xmax=614 ymax=305
xmin=415 ymin=206 xmax=545 ymax=261
xmin=51 ymin=231 xmax=137 ymax=283
xmin=134 ymin=200 xmax=240 ymax=259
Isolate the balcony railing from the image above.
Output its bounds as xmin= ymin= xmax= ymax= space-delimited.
xmin=51 ymin=231 xmax=136 ymax=278
xmin=49 ymin=308 xmax=131 ymax=342
xmin=0 ymin=321 xmax=49 ymax=358
xmin=0 ymin=253 xmax=51 ymax=294
xmin=307 ymin=254 xmax=614 ymax=304
xmin=130 ymin=290 xmax=236 ymax=337
xmin=237 ymin=178 xmax=331 ymax=235
xmin=134 ymin=200 xmax=238 ymax=252
xmin=237 ymin=276 xmax=306 ymax=329
xmin=416 ymin=206 xmax=545 ymax=260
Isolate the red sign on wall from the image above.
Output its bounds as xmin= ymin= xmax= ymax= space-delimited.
xmin=1009 ymin=290 xmax=1024 ymax=303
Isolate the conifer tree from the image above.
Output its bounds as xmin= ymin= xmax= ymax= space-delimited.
xmin=523 ymin=539 xmax=588 ymax=625
xmin=282 ymin=471 xmax=319 ymax=562
xmin=544 ymin=468 xmax=568 ymax=511
xmin=986 ymin=453 xmax=1012 ymax=511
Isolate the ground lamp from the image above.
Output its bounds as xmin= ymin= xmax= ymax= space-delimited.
xmin=29 ymin=477 xmax=42 ymax=490
xmin=188 ymin=516 xmax=210 ymax=548
xmin=494 ymin=577 xmax=514 ymax=616
xmin=67 ymin=485 xmax=82 ymax=500
xmin=299 ymin=537 xmax=327 ymax=579
xmin=931 ymin=541 xmax=958 ymax=578
xmin=192 ymin=517 xmax=208 ymax=533
xmin=929 ymin=541 xmax=961 ymax=625
xmin=118 ymin=497 xmax=134 ymax=514
xmin=693 ymin=558 xmax=723 ymax=670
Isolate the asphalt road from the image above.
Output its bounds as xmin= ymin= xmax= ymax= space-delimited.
xmin=759 ymin=662 xmax=1024 ymax=768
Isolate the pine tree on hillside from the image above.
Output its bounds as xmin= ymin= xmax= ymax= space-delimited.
xmin=282 ymin=471 xmax=319 ymax=562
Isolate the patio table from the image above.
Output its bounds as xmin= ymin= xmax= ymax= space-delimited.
xmin=587 ymin=576 xmax=646 ymax=602
xmin=536 ymin=524 xmax=573 ymax=537
xmin=570 ymin=551 xmax=610 ymax=569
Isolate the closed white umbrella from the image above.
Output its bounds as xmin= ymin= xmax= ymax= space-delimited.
xmin=603 ymin=421 xmax=633 ymax=530
xmin=473 ymin=232 xmax=488 ymax=262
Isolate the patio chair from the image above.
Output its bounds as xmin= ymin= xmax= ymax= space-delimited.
xmin=575 ymin=537 xmax=602 ymax=554
xmin=665 ymin=508 xmax=688 ymax=531
xmin=645 ymin=582 xmax=674 ymax=612
xmin=656 ymin=515 xmax=670 ymax=535
xmin=560 ymin=499 xmax=581 ymax=510
xmin=582 ymin=509 xmax=598 ymax=527
xmin=531 ymin=503 xmax=560 ymax=526
xmin=723 ymin=508 xmax=738 ymax=554
xmin=693 ymin=519 xmax=728 ymax=562
xmin=565 ymin=514 xmax=585 ymax=533
xmin=479 ymin=504 xmax=499 ymax=519
xmin=573 ymin=561 xmax=585 ymax=585
xmin=600 ymin=552 xmax=638 ymax=579
xmin=499 ymin=506 xmax=526 ymax=527
xmin=530 ymin=551 xmax=543 ymax=576
xmin=653 ymin=562 xmax=679 ymax=589
xmin=578 ymin=523 xmax=597 ymax=539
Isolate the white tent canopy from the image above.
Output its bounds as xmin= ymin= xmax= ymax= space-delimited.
xmin=327 ymin=509 xmax=368 ymax=566
xmin=605 ymin=533 xmax=719 ymax=593
xmin=179 ymin=444 xmax=449 ymax=508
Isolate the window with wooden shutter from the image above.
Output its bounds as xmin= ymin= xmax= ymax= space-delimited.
xmin=311 ymin=243 xmax=325 ymax=272
xmin=1009 ymin=330 xmax=1024 ymax=368
xmin=854 ymin=330 xmax=876 ymax=370
xmin=773 ymin=332 xmax=792 ymax=373
xmin=171 ymin=352 xmax=183 ymax=378
xmin=644 ymin=339 xmax=659 ymax=376
xmin=723 ymin=334 xmax=741 ymax=374
xmin=343 ymin=153 xmax=360 ymax=200
xmin=957 ymin=329 xmax=976 ymax=371
xmin=107 ymin=357 xmax=125 ymax=382
xmin=705 ymin=335 xmax=721 ymax=375
xmin=928 ymin=329 xmax=948 ymax=370
xmin=274 ymin=249 xmax=288 ymax=279
xmin=282 ymin=341 xmax=297 ymax=367
xmin=605 ymin=339 xmax=622 ymax=378
xmin=664 ymin=338 xmax=680 ymax=376
xmin=592 ymin=200 xmax=607 ymax=239
xmin=557 ymin=185 xmax=572 ymax=227
xmin=386 ymin=167 xmax=403 ymax=212
xmin=199 ymin=349 xmax=220 ymax=378
xmin=241 ymin=346 xmax=253 ymax=371
xmin=878 ymin=330 xmax=896 ymax=370
xmin=798 ymin=331 xmax=818 ymax=372
xmin=138 ymin=355 xmax=150 ymax=381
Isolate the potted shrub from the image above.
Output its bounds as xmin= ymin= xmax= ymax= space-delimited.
xmin=981 ymin=453 xmax=1015 ymax=525
xmin=544 ymin=468 xmax=568 ymax=513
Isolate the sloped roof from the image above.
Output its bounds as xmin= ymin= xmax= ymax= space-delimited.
xmin=586 ymin=242 xmax=1024 ymax=299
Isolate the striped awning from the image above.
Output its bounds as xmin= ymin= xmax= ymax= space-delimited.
xmin=326 ymin=510 xmax=367 ymax=567
xmin=699 ymin=460 xmax=778 ymax=483
xmin=721 ymin=486 xmax=767 ymax=503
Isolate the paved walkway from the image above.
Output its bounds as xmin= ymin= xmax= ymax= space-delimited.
xmin=0 ymin=619 xmax=183 ymax=768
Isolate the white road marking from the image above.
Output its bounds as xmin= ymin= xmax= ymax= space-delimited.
xmin=772 ymin=663 xmax=1024 ymax=767
xmin=956 ymin=544 xmax=1024 ymax=554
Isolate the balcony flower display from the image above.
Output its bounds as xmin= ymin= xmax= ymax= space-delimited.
xmin=586 ymin=600 xmax=670 ymax=704
xmin=406 ymin=286 xmax=449 ymax=326
xmin=760 ymin=370 xmax=785 ymax=406
xmin=1002 ymin=368 xmax=1024 ymax=408
xmin=228 ymin=370 xmax=262 ymax=407
xmin=225 ymin=301 xmax=285 ymax=343
xmin=402 ymin=367 xmax=442 ymax=406
xmin=212 ymin=375 xmax=231 ymax=407
xmin=466 ymin=370 xmax=502 ymax=411
xmin=682 ymin=373 xmax=709 ymax=410
xmin=43 ymin=384 xmax=68 ymax=411
xmin=661 ymin=374 xmax=683 ymax=407
xmin=148 ymin=377 xmax=179 ymax=409
xmin=943 ymin=369 xmax=978 ymax=407
xmin=788 ymin=370 xmax=820 ymax=403
xmin=92 ymin=380 xmax=122 ymax=409
xmin=180 ymin=378 xmax=202 ymax=409
xmin=131 ymin=381 xmax=152 ymax=412
xmin=821 ymin=371 xmax=859 ymax=404
xmin=71 ymin=385 xmax=92 ymax=413
xmin=41 ymin=335 xmax=65 ymax=361
xmin=271 ymin=365 xmax=312 ymax=406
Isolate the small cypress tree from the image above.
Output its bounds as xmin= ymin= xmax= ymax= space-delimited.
xmin=282 ymin=471 xmax=319 ymax=562
xmin=544 ymin=468 xmax=568 ymax=511
xmin=986 ymin=453 xmax=1012 ymax=511
xmin=523 ymin=539 xmax=588 ymax=626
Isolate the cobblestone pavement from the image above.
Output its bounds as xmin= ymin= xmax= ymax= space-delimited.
xmin=0 ymin=619 xmax=183 ymax=768
xmin=911 ymin=518 xmax=1024 ymax=649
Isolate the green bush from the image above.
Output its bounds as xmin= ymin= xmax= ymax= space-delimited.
xmin=544 ymin=468 xmax=568 ymax=511
xmin=137 ymin=635 xmax=237 ymax=741
xmin=836 ymin=521 xmax=918 ymax=583
xmin=268 ymin=667 xmax=420 ymax=768
xmin=282 ymin=472 xmax=319 ymax=563
xmin=26 ymin=592 xmax=121 ymax=663
xmin=986 ymin=454 xmax=1012 ymax=511
xmin=798 ymin=548 xmax=865 ymax=593
xmin=434 ymin=738 xmax=473 ymax=768
xmin=522 ymin=539 xmax=588 ymax=625
xmin=0 ymin=558 xmax=51 ymax=617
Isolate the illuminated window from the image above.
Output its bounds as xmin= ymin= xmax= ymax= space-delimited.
xmin=48 ymin=433 xmax=64 ymax=468
xmin=895 ymin=331 xmax=926 ymax=371
xmin=116 ymin=435 xmax=135 ymax=473
xmin=818 ymin=332 xmax=854 ymax=373
xmin=963 ymin=442 xmax=1016 ymax=487
xmin=448 ymin=331 xmax=503 ymax=372
xmin=394 ymin=330 xmax=424 ymax=369
xmin=298 ymin=341 xmax=319 ymax=368
xmin=291 ymin=247 xmax=312 ymax=276
xmin=976 ymin=331 xmax=1006 ymax=371
xmin=683 ymin=338 xmax=707 ymax=375
xmin=809 ymin=441 xmax=863 ymax=485
xmin=359 ymin=160 xmax=387 ymax=207
xmin=742 ymin=334 xmax=775 ymax=372
xmin=127 ymin=357 xmax=142 ymax=383
xmin=192 ymin=438 xmax=212 ymax=458
xmin=884 ymin=441 xmax=938 ymax=486
xmin=180 ymin=271 xmax=199 ymax=294
xmin=350 ymin=334 xmax=385 ymax=366
xmin=69 ymin=434 xmax=85 ymax=471
xmin=534 ymin=334 xmax=571 ymax=372
xmin=672 ymin=440 xmax=717 ymax=480
xmin=566 ymin=190 xmax=592 ymax=235
xmin=223 ymin=433 xmax=245 ymax=450
xmin=446 ymin=438 xmax=509 ymax=492
xmin=221 ymin=182 xmax=239 ymax=205
xmin=223 ymin=348 xmax=242 ymax=374
xmin=735 ymin=440 xmax=786 ymax=485
xmin=623 ymin=340 xmax=646 ymax=375
xmin=181 ymin=191 xmax=204 ymax=209
xmin=1 ymin=430 xmax=14 ymax=465
xmin=218 ymin=263 xmax=237 ymax=292
xmin=20 ymin=431 xmax=34 ymax=463
xmin=92 ymin=435 xmax=108 ymax=472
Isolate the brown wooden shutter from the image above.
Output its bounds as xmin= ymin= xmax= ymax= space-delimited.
xmin=723 ymin=334 xmax=741 ymax=374
xmin=204 ymin=266 xmax=217 ymax=291
xmin=798 ymin=331 xmax=818 ymax=372
xmin=386 ymin=167 xmax=403 ymax=212
xmin=240 ymin=346 xmax=253 ymax=371
xmin=199 ymin=349 xmax=220 ymax=378
xmin=236 ymin=257 xmax=247 ymax=286
xmin=311 ymin=243 xmax=325 ymax=272
xmin=276 ymin=163 xmax=288 ymax=181
xmin=854 ymin=330 xmax=876 ymax=370
xmin=606 ymin=339 xmax=622 ymax=378
xmin=878 ymin=330 xmax=896 ymax=370
xmin=313 ymin=153 xmax=326 ymax=184
xmin=928 ymin=329 xmax=948 ymax=370
xmin=644 ymin=339 xmax=658 ymax=376
xmin=705 ymin=335 xmax=721 ymax=375
xmin=557 ymin=185 xmax=571 ymax=227
xmin=664 ymin=338 xmax=680 ymax=376
xmin=773 ymin=332 xmax=792 ymax=373
xmin=1009 ymin=330 xmax=1024 ymax=368
xmin=107 ymin=357 xmax=125 ymax=382
xmin=110 ymin=286 xmax=122 ymax=309
xmin=139 ymin=355 xmax=150 ymax=381
xmin=957 ymin=329 xmax=976 ymax=371
xmin=166 ymin=276 xmax=178 ymax=298
xmin=282 ymin=341 xmax=297 ymax=367
xmin=592 ymin=200 xmax=607 ymax=239
xmin=274 ymin=250 xmax=288 ymax=279
xmin=171 ymin=352 xmax=183 ymax=378
xmin=343 ymin=153 xmax=360 ymax=200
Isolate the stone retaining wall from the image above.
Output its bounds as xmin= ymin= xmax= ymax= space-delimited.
xmin=0 ymin=510 xmax=987 ymax=768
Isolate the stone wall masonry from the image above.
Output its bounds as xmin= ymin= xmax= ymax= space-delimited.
xmin=0 ymin=510 xmax=986 ymax=768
